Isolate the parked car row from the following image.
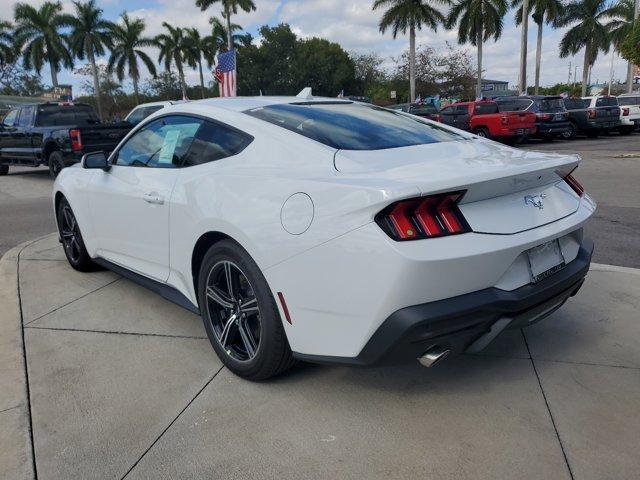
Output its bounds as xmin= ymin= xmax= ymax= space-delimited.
xmin=395 ymin=94 xmax=640 ymax=143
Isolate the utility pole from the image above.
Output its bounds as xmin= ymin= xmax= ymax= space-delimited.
xmin=574 ymin=65 xmax=578 ymax=87
xmin=628 ymin=0 xmax=639 ymax=93
xmin=518 ymin=0 xmax=530 ymax=95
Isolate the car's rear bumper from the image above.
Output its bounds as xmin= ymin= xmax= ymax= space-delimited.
xmin=536 ymin=121 xmax=571 ymax=135
xmin=294 ymin=236 xmax=593 ymax=367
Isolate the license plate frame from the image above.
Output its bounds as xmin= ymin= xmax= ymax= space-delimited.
xmin=526 ymin=239 xmax=566 ymax=283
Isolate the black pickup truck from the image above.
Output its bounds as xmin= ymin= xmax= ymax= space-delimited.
xmin=0 ymin=102 xmax=132 ymax=177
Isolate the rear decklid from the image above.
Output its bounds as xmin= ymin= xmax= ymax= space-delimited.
xmin=505 ymin=111 xmax=536 ymax=129
xmin=335 ymin=138 xmax=581 ymax=234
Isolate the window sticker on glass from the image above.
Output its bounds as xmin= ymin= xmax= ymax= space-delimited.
xmin=158 ymin=129 xmax=180 ymax=164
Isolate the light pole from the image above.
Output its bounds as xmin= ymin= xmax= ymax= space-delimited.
xmin=519 ymin=0 xmax=530 ymax=95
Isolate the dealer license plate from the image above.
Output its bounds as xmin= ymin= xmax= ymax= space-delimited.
xmin=526 ymin=240 xmax=565 ymax=283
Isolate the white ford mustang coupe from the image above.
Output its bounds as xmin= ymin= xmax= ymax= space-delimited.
xmin=53 ymin=95 xmax=595 ymax=380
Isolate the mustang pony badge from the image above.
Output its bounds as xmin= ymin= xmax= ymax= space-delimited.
xmin=524 ymin=193 xmax=546 ymax=210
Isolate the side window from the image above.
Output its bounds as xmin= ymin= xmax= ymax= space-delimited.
xmin=440 ymin=106 xmax=454 ymax=115
xmin=3 ymin=109 xmax=19 ymax=127
xmin=183 ymin=120 xmax=253 ymax=167
xmin=455 ymin=105 xmax=469 ymax=114
xmin=115 ymin=116 xmax=202 ymax=168
xmin=18 ymin=106 xmax=35 ymax=127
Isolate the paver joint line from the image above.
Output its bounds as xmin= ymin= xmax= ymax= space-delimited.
xmin=120 ymin=366 xmax=225 ymax=480
xmin=521 ymin=330 xmax=575 ymax=480
xmin=25 ymin=325 xmax=208 ymax=340
xmin=24 ymin=277 xmax=122 ymax=326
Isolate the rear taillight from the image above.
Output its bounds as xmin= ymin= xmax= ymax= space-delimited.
xmin=375 ymin=191 xmax=471 ymax=241
xmin=587 ymin=108 xmax=596 ymax=119
xmin=500 ymin=115 xmax=508 ymax=125
xmin=69 ymin=129 xmax=82 ymax=152
xmin=433 ymin=114 xmax=441 ymax=122
xmin=622 ymin=107 xmax=630 ymax=116
xmin=564 ymin=173 xmax=584 ymax=197
xmin=536 ymin=113 xmax=552 ymax=121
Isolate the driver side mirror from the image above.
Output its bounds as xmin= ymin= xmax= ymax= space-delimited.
xmin=82 ymin=151 xmax=111 ymax=171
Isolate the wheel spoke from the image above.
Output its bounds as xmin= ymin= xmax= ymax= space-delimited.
xmin=219 ymin=313 xmax=237 ymax=348
xmin=206 ymin=286 xmax=233 ymax=309
xmin=223 ymin=262 xmax=234 ymax=299
xmin=237 ymin=318 xmax=257 ymax=357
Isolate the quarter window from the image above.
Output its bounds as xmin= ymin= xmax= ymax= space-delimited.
xmin=115 ymin=116 xmax=202 ymax=168
xmin=3 ymin=109 xmax=18 ymax=127
xmin=183 ymin=120 xmax=252 ymax=167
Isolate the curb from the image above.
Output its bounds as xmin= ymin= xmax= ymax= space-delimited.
xmin=0 ymin=240 xmax=38 ymax=480
xmin=591 ymin=262 xmax=640 ymax=276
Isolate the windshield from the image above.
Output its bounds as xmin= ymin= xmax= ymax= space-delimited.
xmin=36 ymin=104 xmax=100 ymax=126
xmin=244 ymin=102 xmax=463 ymax=150
xmin=563 ymin=98 xmax=587 ymax=110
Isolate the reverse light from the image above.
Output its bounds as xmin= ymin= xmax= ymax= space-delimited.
xmin=69 ymin=129 xmax=82 ymax=152
xmin=375 ymin=191 xmax=471 ymax=241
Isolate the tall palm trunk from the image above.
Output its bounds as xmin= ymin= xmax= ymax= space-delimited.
xmin=132 ymin=76 xmax=140 ymax=105
xmin=87 ymin=41 xmax=103 ymax=121
xmin=198 ymin=58 xmax=205 ymax=99
xmin=409 ymin=24 xmax=416 ymax=102
xmin=176 ymin=58 xmax=188 ymax=99
xmin=534 ymin=19 xmax=543 ymax=95
xmin=581 ymin=42 xmax=590 ymax=97
xmin=518 ymin=0 xmax=529 ymax=94
xmin=476 ymin=29 xmax=483 ymax=99
xmin=626 ymin=61 xmax=634 ymax=93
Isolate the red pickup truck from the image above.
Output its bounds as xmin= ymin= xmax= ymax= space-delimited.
xmin=439 ymin=100 xmax=536 ymax=141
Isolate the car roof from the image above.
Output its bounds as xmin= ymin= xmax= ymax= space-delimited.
xmin=187 ymin=96 xmax=354 ymax=113
xmin=132 ymin=100 xmax=187 ymax=109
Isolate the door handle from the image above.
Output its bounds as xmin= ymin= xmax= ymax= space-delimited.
xmin=142 ymin=192 xmax=164 ymax=205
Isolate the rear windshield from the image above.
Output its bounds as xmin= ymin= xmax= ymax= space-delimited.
xmin=563 ymin=98 xmax=588 ymax=110
xmin=496 ymin=99 xmax=532 ymax=112
xmin=474 ymin=103 xmax=499 ymax=114
xmin=36 ymin=104 xmax=100 ymax=126
xmin=244 ymin=102 xmax=463 ymax=150
xmin=595 ymin=97 xmax=618 ymax=107
xmin=538 ymin=98 xmax=565 ymax=112
xmin=618 ymin=96 xmax=640 ymax=106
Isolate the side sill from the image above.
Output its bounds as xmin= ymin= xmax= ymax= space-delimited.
xmin=93 ymin=258 xmax=200 ymax=315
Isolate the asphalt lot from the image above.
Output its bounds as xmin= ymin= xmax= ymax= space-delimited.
xmin=1 ymin=133 xmax=639 ymax=265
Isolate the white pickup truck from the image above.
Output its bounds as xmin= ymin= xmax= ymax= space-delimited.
xmin=617 ymin=93 xmax=640 ymax=135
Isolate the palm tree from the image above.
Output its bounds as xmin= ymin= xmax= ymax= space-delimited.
xmin=13 ymin=1 xmax=73 ymax=87
xmin=184 ymin=28 xmax=211 ymax=99
xmin=446 ymin=0 xmax=509 ymax=99
xmin=209 ymin=16 xmax=243 ymax=54
xmin=513 ymin=0 xmax=563 ymax=94
xmin=155 ymin=23 xmax=189 ymax=100
xmin=373 ymin=0 xmax=450 ymax=103
xmin=63 ymin=0 xmax=114 ymax=121
xmin=0 ymin=21 xmax=14 ymax=65
xmin=195 ymin=0 xmax=256 ymax=51
xmin=608 ymin=0 xmax=638 ymax=92
xmin=558 ymin=0 xmax=618 ymax=96
xmin=108 ymin=13 xmax=157 ymax=105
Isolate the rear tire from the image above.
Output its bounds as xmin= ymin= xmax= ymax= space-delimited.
xmin=49 ymin=151 xmax=66 ymax=179
xmin=198 ymin=240 xmax=296 ymax=380
xmin=0 ymin=165 xmax=8 ymax=176
xmin=561 ymin=123 xmax=576 ymax=140
xmin=619 ymin=126 xmax=634 ymax=135
xmin=56 ymin=197 xmax=100 ymax=272
xmin=473 ymin=127 xmax=490 ymax=139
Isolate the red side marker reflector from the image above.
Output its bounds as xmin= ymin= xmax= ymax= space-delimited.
xmin=277 ymin=292 xmax=292 ymax=324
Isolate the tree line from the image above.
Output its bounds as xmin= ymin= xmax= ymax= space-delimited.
xmin=0 ymin=0 xmax=638 ymax=120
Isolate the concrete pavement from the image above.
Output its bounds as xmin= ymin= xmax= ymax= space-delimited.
xmin=2 ymin=234 xmax=640 ymax=479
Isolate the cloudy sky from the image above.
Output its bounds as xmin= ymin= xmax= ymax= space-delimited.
xmin=1 ymin=0 xmax=630 ymax=95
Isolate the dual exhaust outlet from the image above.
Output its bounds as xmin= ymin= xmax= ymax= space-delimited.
xmin=417 ymin=345 xmax=450 ymax=368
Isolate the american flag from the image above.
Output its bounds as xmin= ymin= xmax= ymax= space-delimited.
xmin=215 ymin=49 xmax=237 ymax=98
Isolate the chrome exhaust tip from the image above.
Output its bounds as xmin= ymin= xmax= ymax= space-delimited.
xmin=418 ymin=346 xmax=450 ymax=368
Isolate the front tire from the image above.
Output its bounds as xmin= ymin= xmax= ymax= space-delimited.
xmin=473 ymin=127 xmax=490 ymax=139
xmin=0 ymin=165 xmax=8 ymax=176
xmin=198 ymin=240 xmax=295 ymax=380
xmin=56 ymin=198 xmax=99 ymax=272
